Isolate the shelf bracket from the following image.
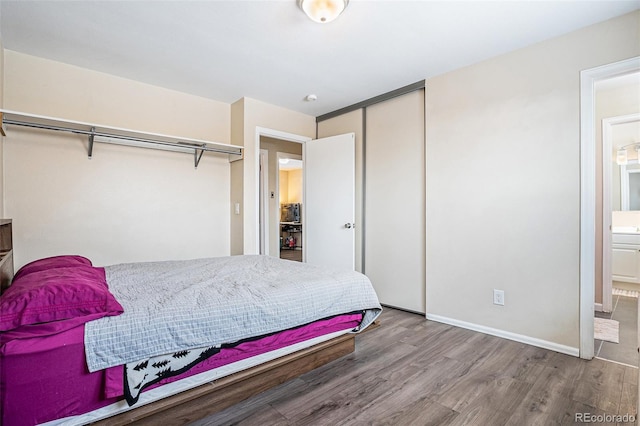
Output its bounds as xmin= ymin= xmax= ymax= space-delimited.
xmin=0 ymin=113 xmax=6 ymax=137
xmin=88 ymin=127 xmax=95 ymax=159
xmin=194 ymin=145 xmax=205 ymax=169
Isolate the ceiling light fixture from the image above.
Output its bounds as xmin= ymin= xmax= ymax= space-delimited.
xmin=616 ymin=142 xmax=640 ymax=165
xmin=617 ymin=148 xmax=628 ymax=165
xmin=298 ymin=0 xmax=349 ymax=24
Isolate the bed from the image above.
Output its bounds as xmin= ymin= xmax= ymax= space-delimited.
xmin=0 ymin=254 xmax=382 ymax=426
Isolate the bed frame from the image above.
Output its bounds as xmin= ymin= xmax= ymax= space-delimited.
xmin=0 ymin=230 xmax=379 ymax=425
xmin=0 ymin=220 xmax=14 ymax=294
xmin=94 ymin=330 xmax=366 ymax=425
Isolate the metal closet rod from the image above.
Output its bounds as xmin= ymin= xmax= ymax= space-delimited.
xmin=3 ymin=118 xmax=242 ymax=156
xmin=2 ymin=117 xmax=242 ymax=168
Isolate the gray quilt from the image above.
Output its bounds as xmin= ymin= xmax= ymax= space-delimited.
xmin=84 ymin=255 xmax=382 ymax=372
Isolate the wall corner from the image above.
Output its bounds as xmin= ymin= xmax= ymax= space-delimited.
xmin=230 ymin=98 xmax=245 ymax=255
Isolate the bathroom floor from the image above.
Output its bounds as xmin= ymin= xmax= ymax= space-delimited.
xmin=595 ymin=293 xmax=638 ymax=367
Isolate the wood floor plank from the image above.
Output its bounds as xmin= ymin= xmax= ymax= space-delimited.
xmin=446 ymin=404 xmax=514 ymax=426
xmin=280 ymin=398 xmax=350 ymax=426
xmin=346 ymin=395 xmax=458 ymax=426
xmin=190 ymin=404 xmax=290 ymax=426
xmin=573 ymin=357 xmax=626 ymax=413
xmin=448 ymin=336 xmax=550 ymax=389
xmin=188 ymin=378 xmax=306 ymax=426
xmin=342 ymin=357 xmax=469 ymax=415
xmin=623 ymin=364 xmax=639 ymax=386
xmin=505 ymin=396 xmax=613 ymax=426
xmin=506 ymin=363 xmax=581 ymax=420
xmin=188 ymin=308 xmax=637 ymax=426
xmin=439 ymin=331 xmax=505 ymax=364
xmin=619 ymin=381 xmax=638 ymax=418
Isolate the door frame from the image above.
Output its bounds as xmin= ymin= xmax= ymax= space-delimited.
xmin=254 ymin=127 xmax=311 ymax=254
xmin=259 ymin=149 xmax=269 ymax=255
xmin=580 ymin=56 xmax=640 ymax=359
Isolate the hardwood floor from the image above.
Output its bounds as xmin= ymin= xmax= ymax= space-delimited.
xmin=189 ymin=308 xmax=638 ymax=425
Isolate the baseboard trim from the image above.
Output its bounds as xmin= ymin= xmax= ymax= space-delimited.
xmin=380 ymin=303 xmax=425 ymax=316
xmin=595 ymin=302 xmax=603 ymax=312
xmin=426 ymin=313 xmax=580 ymax=357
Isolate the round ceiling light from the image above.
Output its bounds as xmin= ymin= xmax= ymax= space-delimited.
xmin=298 ymin=0 xmax=349 ymax=24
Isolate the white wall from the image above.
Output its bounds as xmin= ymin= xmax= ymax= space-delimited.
xmin=3 ymin=51 xmax=232 ymax=268
xmin=425 ymin=11 xmax=639 ymax=351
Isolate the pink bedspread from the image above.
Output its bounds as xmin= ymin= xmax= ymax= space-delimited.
xmin=0 ymin=313 xmax=362 ymax=426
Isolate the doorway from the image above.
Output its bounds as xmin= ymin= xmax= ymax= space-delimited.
xmin=580 ymin=56 xmax=640 ymax=360
xmin=258 ymin=136 xmax=303 ymax=259
xmin=596 ymin=73 xmax=640 ymax=367
xmin=278 ymin=153 xmax=303 ymax=262
xmin=256 ymin=127 xmax=357 ymax=270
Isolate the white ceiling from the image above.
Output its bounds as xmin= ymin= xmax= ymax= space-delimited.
xmin=280 ymin=159 xmax=303 ymax=171
xmin=1 ymin=1 xmax=638 ymax=117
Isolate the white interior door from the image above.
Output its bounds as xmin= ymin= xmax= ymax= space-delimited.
xmin=304 ymin=133 xmax=355 ymax=270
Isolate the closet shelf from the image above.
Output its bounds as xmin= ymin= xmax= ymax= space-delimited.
xmin=0 ymin=110 xmax=243 ymax=168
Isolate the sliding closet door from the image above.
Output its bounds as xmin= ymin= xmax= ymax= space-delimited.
xmin=365 ymin=90 xmax=425 ymax=313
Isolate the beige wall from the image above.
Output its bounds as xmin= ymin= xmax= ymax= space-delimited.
xmin=230 ymin=97 xmax=315 ymax=255
xmin=279 ymin=171 xmax=289 ymax=203
xmin=279 ymin=170 xmax=304 ymax=204
xmin=287 ymin=169 xmax=303 ymax=203
xmin=230 ymin=99 xmax=245 ymax=255
xmin=426 ymin=11 xmax=639 ymax=351
xmin=317 ymin=109 xmax=364 ymax=272
xmin=3 ymin=51 xmax=232 ymax=268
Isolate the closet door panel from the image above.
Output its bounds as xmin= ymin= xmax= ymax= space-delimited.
xmin=365 ymin=90 xmax=425 ymax=313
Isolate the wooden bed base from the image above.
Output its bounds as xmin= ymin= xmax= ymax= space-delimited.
xmin=1 ymin=230 xmax=379 ymax=425
xmin=93 ymin=328 xmax=370 ymax=425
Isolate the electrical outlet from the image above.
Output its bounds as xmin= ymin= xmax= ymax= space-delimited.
xmin=493 ymin=289 xmax=505 ymax=306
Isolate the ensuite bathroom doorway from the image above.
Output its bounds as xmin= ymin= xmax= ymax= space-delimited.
xmin=596 ymin=70 xmax=640 ymax=367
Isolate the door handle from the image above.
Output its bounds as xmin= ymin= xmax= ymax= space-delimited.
xmin=344 ymin=223 xmax=355 ymax=229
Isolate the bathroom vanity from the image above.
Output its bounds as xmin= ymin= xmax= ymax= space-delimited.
xmin=612 ymin=227 xmax=640 ymax=283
